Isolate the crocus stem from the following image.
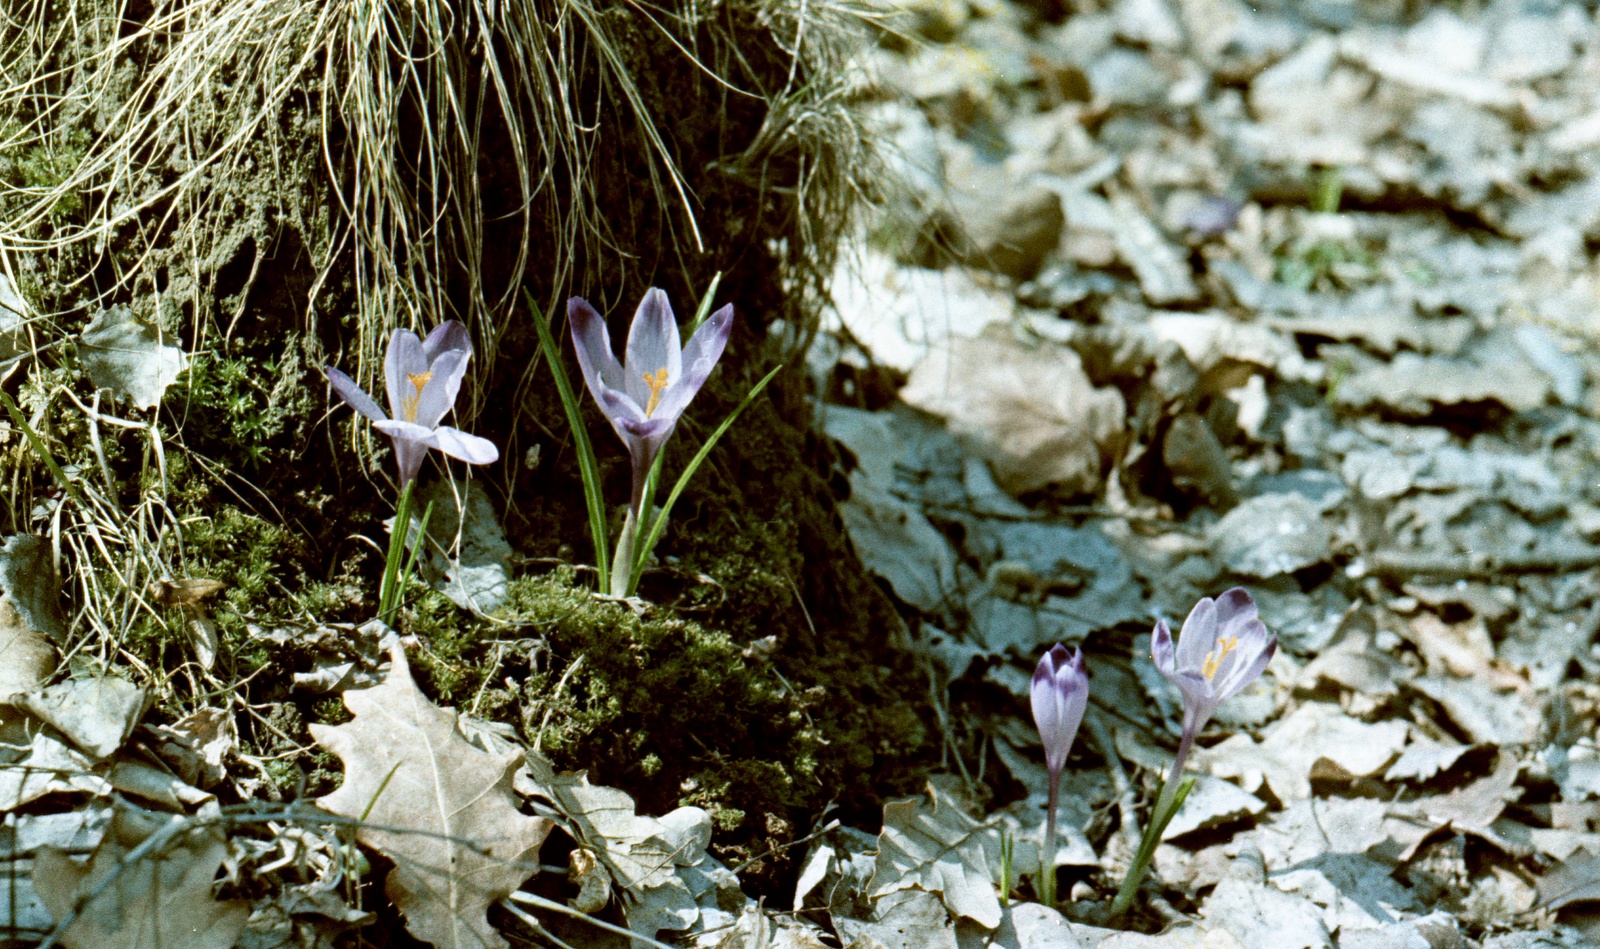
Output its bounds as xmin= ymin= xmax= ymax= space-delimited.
xmin=614 ymin=449 xmax=655 ymax=597
xmin=1042 ymin=771 xmax=1059 ymax=905
xmin=1110 ymin=730 xmax=1197 ymax=917
xmin=1151 ymin=729 xmax=1195 ymax=826
xmin=629 ymin=449 xmax=653 ymax=526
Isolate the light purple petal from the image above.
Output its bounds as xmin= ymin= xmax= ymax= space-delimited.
xmin=324 ymin=367 xmax=388 ymax=423
xmin=1151 ymin=619 xmax=1177 ymax=679
xmin=651 ymin=302 xmax=734 ymax=423
xmin=374 ymin=419 xmax=433 ymax=486
xmin=623 ymin=288 xmax=682 ymax=412
xmin=1173 ymin=671 xmax=1220 ymax=737
xmin=614 ymin=414 xmax=677 ymax=456
xmin=1212 ymin=587 xmax=1257 ymax=631
xmin=384 ymin=329 xmax=427 ymax=421
xmin=595 ymin=382 xmax=648 ymax=426
xmin=1174 ymin=595 xmax=1219 ymax=674
xmin=593 ymin=383 xmax=666 ymax=463
xmin=426 ymin=426 xmax=499 ymax=466
xmin=569 ymin=297 xmax=627 ymax=410
xmin=422 ymin=320 xmax=471 ymax=363
xmin=409 ymin=350 xmax=467 ymax=429
xmin=431 ymin=338 xmax=471 ymax=418
xmin=614 ymin=415 xmax=675 ymax=438
xmin=1031 ymin=644 xmax=1088 ymax=776
xmin=1211 ymin=633 xmax=1277 ymax=704
xmin=372 ymin=419 xmax=434 ymax=442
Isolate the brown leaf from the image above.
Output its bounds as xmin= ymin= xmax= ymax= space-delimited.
xmin=312 ymin=644 xmax=551 ymax=949
xmin=899 ymin=328 xmax=1125 ymax=497
xmin=147 ymin=578 xmax=227 ymax=608
xmin=32 ymin=805 xmax=249 ymax=949
xmin=1537 ymin=847 xmax=1600 ymax=910
xmin=0 ymin=596 xmax=55 ymax=701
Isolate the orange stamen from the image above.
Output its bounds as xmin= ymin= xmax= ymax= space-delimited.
xmin=1202 ymin=635 xmax=1239 ymax=681
xmin=401 ymin=371 xmax=434 ymax=422
xmin=643 ymin=367 xmax=670 ymax=417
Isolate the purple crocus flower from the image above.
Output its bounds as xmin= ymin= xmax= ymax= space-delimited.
xmin=1151 ymin=588 xmax=1276 ymax=777
xmin=324 ymin=321 xmax=499 ymax=487
xmin=1032 ymin=644 xmax=1089 ymax=780
xmin=567 ymin=289 xmax=734 ymax=513
xmin=1030 ymin=643 xmax=1088 ymax=904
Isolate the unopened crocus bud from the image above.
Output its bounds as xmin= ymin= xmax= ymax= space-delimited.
xmin=1030 ymin=643 xmax=1088 ymax=906
xmin=1031 ymin=644 xmax=1088 ymax=778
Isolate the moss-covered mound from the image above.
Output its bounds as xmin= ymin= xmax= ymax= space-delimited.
xmin=0 ymin=0 xmax=932 ymax=887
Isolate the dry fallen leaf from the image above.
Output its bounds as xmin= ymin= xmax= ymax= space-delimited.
xmin=0 ymin=723 xmax=110 ymax=810
xmin=869 ymin=779 xmax=1004 ymax=929
xmin=145 ymin=706 xmax=236 ymax=789
xmin=13 ymin=676 xmax=148 ymax=760
xmin=1199 ymin=702 xmax=1409 ymax=804
xmin=899 ymin=328 xmax=1125 ymax=497
xmin=311 ymin=644 xmax=551 ymax=949
xmin=1537 ymin=846 xmax=1600 ymax=911
xmin=148 ymin=578 xmax=227 ymax=608
xmin=32 ymin=805 xmax=249 ymax=949
xmin=0 ymin=597 xmax=55 ymax=702
xmin=522 ymin=755 xmax=701 ymax=938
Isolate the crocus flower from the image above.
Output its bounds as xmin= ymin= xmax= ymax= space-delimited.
xmin=567 ymin=289 xmax=734 ymax=513
xmin=1030 ymin=643 xmax=1088 ymax=905
xmin=1151 ymin=587 xmax=1276 ymax=776
xmin=1109 ymin=592 xmax=1275 ymax=917
xmin=1031 ymin=644 xmax=1089 ymax=780
xmin=324 ymin=321 xmax=499 ymax=487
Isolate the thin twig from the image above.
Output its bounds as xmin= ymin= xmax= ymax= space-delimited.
xmin=1367 ymin=545 xmax=1600 ymax=579
xmin=1085 ymin=709 xmax=1141 ymax=853
xmin=729 ymin=818 xmax=841 ymax=876
xmin=504 ymin=890 xmax=679 ymax=949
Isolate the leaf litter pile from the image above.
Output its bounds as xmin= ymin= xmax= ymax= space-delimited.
xmin=8 ymin=0 xmax=1600 ymax=947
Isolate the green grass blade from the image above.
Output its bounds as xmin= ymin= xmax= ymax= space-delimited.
xmin=626 ymin=364 xmax=782 ymax=595
xmin=379 ymin=480 xmax=415 ymax=624
xmin=390 ymin=498 xmax=434 ymax=617
xmin=685 ymin=270 xmax=723 ymax=336
xmin=0 ymin=389 xmax=87 ymax=507
xmin=525 ymin=289 xmax=610 ymax=584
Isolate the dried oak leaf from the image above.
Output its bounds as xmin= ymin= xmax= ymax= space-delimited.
xmin=869 ymin=779 xmax=1004 ymax=929
xmin=522 ymin=755 xmax=700 ymax=937
xmin=32 ymin=805 xmax=249 ymax=949
xmin=311 ymin=644 xmax=551 ymax=949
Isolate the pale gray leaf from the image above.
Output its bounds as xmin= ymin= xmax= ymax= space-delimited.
xmin=79 ymin=305 xmax=187 ymax=410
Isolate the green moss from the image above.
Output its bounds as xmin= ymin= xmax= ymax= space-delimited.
xmin=172 ymin=346 xmax=316 ymax=471
xmin=380 ymin=569 xmax=832 ymax=838
xmin=0 ymin=123 xmax=91 ymax=221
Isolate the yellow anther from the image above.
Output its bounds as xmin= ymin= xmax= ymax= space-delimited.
xmin=643 ymin=367 xmax=671 ymax=417
xmin=401 ymin=371 xmax=433 ymax=422
xmin=1202 ymin=635 xmax=1239 ymax=681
